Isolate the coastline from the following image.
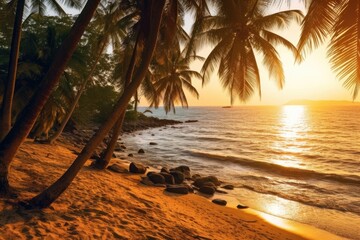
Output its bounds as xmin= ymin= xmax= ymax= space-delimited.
xmin=0 ymin=136 xmax=343 ymax=239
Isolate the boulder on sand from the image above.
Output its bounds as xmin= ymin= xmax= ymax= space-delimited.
xmin=129 ymin=162 xmax=146 ymax=174
xmin=107 ymin=164 xmax=128 ymax=173
xmin=198 ymin=186 xmax=215 ymax=195
xmin=170 ymin=166 xmax=191 ymax=179
xmin=170 ymin=171 xmax=185 ymax=184
xmin=148 ymin=173 xmax=165 ymax=184
xmin=212 ymin=199 xmax=227 ymax=206
xmin=193 ymin=176 xmax=220 ymax=188
xmin=165 ymin=185 xmax=189 ymax=194
xmin=222 ymin=184 xmax=234 ymax=190
xmin=159 ymin=172 xmax=175 ymax=185
xmin=138 ymin=149 xmax=145 ymax=154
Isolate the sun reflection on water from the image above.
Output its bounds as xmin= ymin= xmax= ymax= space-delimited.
xmin=271 ymin=105 xmax=310 ymax=169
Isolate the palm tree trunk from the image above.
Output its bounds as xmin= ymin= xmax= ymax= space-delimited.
xmin=47 ymin=42 xmax=107 ymax=144
xmin=0 ymin=0 xmax=25 ymax=142
xmin=0 ymin=0 xmax=101 ymax=196
xmin=93 ymin=114 xmax=125 ymax=169
xmin=94 ymin=35 xmax=140 ymax=169
xmin=134 ymin=90 xmax=138 ymax=112
xmin=25 ymin=0 xmax=166 ymax=208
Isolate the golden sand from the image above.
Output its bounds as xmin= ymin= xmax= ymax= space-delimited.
xmin=0 ymin=139 xmax=341 ymax=239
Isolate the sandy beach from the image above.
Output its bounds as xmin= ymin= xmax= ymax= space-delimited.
xmin=0 ymin=138 xmax=343 ymax=240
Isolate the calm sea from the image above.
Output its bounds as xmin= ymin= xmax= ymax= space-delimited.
xmin=120 ymin=106 xmax=360 ymax=239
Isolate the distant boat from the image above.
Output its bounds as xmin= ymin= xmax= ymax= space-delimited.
xmin=222 ymin=106 xmax=232 ymax=108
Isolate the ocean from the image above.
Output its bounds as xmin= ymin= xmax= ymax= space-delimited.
xmin=120 ymin=105 xmax=360 ymax=239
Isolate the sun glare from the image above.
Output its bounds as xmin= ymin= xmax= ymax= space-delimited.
xmin=271 ymin=105 xmax=309 ymax=168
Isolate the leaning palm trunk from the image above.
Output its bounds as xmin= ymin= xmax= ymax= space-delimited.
xmin=93 ymin=115 xmax=125 ymax=169
xmin=47 ymin=42 xmax=107 ymax=144
xmin=94 ymin=35 xmax=140 ymax=169
xmin=25 ymin=0 xmax=166 ymax=208
xmin=0 ymin=0 xmax=101 ymax=196
xmin=0 ymin=0 xmax=25 ymax=142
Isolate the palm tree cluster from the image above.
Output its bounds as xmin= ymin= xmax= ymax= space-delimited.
xmin=0 ymin=0 xmax=357 ymax=208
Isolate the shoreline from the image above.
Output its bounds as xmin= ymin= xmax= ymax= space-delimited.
xmin=0 ymin=139 xmax=314 ymax=239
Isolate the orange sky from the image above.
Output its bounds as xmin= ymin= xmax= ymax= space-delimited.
xmin=140 ymin=2 xmax=355 ymax=107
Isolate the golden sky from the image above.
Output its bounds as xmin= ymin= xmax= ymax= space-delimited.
xmin=141 ymin=1 xmax=354 ymax=107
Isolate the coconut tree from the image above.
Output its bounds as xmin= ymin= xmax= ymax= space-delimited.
xmin=151 ymin=45 xmax=202 ymax=113
xmin=197 ymin=0 xmax=303 ymax=103
xmin=47 ymin=1 xmax=134 ymax=144
xmin=298 ymin=0 xmax=360 ymax=99
xmin=23 ymin=0 xmax=166 ymax=208
xmin=0 ymin=0 xmax=101 ymax=196
xmin=93 ymin=0 xmax=193 ymax=170
xmin=0 ymin=0 xmax=82 ymax=141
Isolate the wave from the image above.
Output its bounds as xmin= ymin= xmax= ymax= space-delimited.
xmin=187 ymin=150 xmax=360 ymax=186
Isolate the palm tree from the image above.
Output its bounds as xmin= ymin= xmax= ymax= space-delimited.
xmin=298 ymin=0 xmax=360 ymax=99
xmin=0 ymin=0 xmax=101 ymax=196
xmin=93 ymin=0 xmax=192 ymax=170
xmin=151 ymin=45 xmax=202 ymax=113
xmin=0 ymin=0 xmax=25 ymax=141
xmin=0 ymin=0 xmax=81 ymax=141
xmin=25 ymin=0 xmax=166 ymax=208
xmin=47 ymin=1 xmax=133 ymax=144
xmin=197 ymin=0 xmax=302 ymax=103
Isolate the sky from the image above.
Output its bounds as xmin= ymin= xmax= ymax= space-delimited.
xmin=63 ymin=2 xmax=355 ymax=107
xmin=169 ymin=1 xmax=354 ymax=107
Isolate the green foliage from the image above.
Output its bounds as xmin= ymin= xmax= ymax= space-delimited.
xmin=124 ymin=110 xmax=139 ymax=121
xmin=72 ymin=84 xmax=119 ymax=125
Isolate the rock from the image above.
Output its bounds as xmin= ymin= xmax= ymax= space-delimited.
xmin=159 ymin=172 xmax=175 ymax=184
xmin=151 ymin=134 xmax=155 ymax=136
xmin=212 ymin=199 xmax=227 ymax=206
xmin=107 ymin=164 xmax=128 ymax=173
xmin=170 ymin=166 xmax=191 ymax=179
xmin=165 ymin=185 xmax=189 ymax=194
xmin=149 ymin=142 xmax=158 ymax=145
xmin=114 ymin=144 xmax=124 ymax=151
xmin=193 ymin=176 xmax=221 ymax=188
xmin=185 ymin=184 xmax=194 ymax=193
xmin=128 ymin=153 xmax=134 ymax=157
xmin=237 ymin=204 xmax=248 ymax=209
xmin=185 ymin=120 xmax=198 ymax=123
xmin=170 ymin=171 xmax=185 ymax=184
xmin=160 ymin=167 xmax=170 ymax=173
xmin=191 ymin=174 xmax=201 ymax=181
xmin=216 ymin=189 xmax=228 ymax=194
xmin=202 ymin=182 xmax=216 ymax=188
xmin=138 ymin=149 xmax=145 ymax=154
xmin=121 ymin=145 xmax=126 ymax=149
xmin=199 ymin=186 xmax=215 ymax=195
xmin=129 ymin=162 xmax=146 ymax=174
xmin=222 ymin=184 xmax=234 ymax=190
xmin=148 ymin=173 xmax=165 ymax=184
xmin=140 ymin=176 xmax=154 ymax=186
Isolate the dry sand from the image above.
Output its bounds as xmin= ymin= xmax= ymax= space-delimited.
xmin=0 ymin=139 xmax=339 ymax=239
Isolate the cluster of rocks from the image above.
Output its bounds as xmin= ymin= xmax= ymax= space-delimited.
xmin=122 ymin=116 xmax=182 ymax=133
xmin=110 ymin=162 xmax=246 ymax=208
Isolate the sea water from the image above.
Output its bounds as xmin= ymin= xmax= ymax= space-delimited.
xmin=120 ymin=106 xmax=360 ymax=239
